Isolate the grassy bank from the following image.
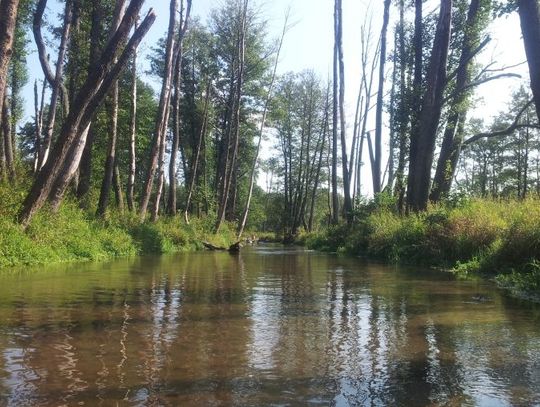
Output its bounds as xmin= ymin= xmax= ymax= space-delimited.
xmin=305 ymin=198 xmax=540 ymax=298
xmin=0 ymin=183 xmax=236 ymax=268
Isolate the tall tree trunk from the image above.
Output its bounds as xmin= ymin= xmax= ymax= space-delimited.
xmin=373 ymin=0 xmax=391 ymax=194
xmin=76 ymin=0 xmax=102 ymax=204
xmin=33 ymin=79 xmax=46 ymax=173
xmin=407 ymin=0 xmax=452 ymax=212
xmin=127 ymin=23 xmax=138 ymax=212
xmin=139 ymin=0 xmax=178 ymax=221
xmin=97 ymin=1 xmax=126 ymax=217
xmin=18 ymin=4 xmax=155 ymax=226
xmin=430 ymin=0 xmax=482 ymax=202
xmin=167 ymin=0 xmax=192 ymax=216
xmin=215 ymin=0 xmax=248 ymax=233
xmin=1 ymin=95 xmax=15 ymax=181
xmin=34 ymin=0 xmax=73 ymax=169
xmin=331 ymin=0 xmax=339 ymax=224
xmin=336 ymin=0 xmax=352 ymax=223
xmin=237 ymin=11 xmax=287 ymax=238
xmin=518 ymin=0 xmax=540 ymax=123
xmin=0 ymin=0 xmax=19 ymax=132
xmin=113 ymin=163 xmax=125 ymax=212
xmin=184 ymin=83 xmax=210 ymax=224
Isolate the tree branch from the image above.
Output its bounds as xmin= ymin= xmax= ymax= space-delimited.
xmin=463 ymin=99 xmax=538 ymax=145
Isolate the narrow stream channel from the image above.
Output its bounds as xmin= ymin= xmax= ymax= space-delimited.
xmin=0 ymin=245 xmax=538 ymax=406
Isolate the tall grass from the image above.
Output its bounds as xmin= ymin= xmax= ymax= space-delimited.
xmin=0 ymin=183 xmax=235 ymax=268
xmin=305 ymin=198 xmax=540 ymax=295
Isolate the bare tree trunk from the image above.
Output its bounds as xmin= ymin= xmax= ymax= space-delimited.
xmin=113 ymin=163 xmax=125 ymax=213
xmin=407 ymin=0 xmax=452 ymax=212
xmin=237 ymin=11 xmax=287 ymax=238
xmin=97 ymin=1 xmax=126 ymax=217
xmin=331 ymin=0 xmax=339 ymax=224
xmin=18 ymin=4 xmax=155 ymax=226
xmin=0 ymin=0 xmax=19 ymax=132
xmin=336 ymin=0 xmax=352 ymax=223
xmin=127 ymin=22 xmax=138 ymax=212
xmin=184 ymin=83 xmax=210 ymax=224
xmin=34 ymin=0 xmax=73 ymax=169
xmin=139 ymin=0 xmax=178 ymax=221
xmin=215 ymin=0 xmax=248 ymax=233
xmin=167 ymin=0 xmax=192 ymax=216
xmin=1 ymin=95 xmax=15 ymax=181
xmin=76 ymin=0 xmax=102 ymax=204
xmin=33 ymin=79 xmax=46 ymax=173
xmin=373 ymin=0 xmax=391 ymax=194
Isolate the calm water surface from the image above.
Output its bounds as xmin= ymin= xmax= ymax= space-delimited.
xmin=0 ymin=245 xmax=539 ymax=406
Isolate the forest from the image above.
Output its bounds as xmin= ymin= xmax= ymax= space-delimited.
xmin=0 ymin=0 xmax=540 ymax=295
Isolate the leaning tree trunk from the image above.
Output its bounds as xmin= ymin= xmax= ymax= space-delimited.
xmin=517 ymin=0 xmax=540 ymax=124
xmin=48 ymin=11 xmax=155 ymax=213
xmin=406 ymin=0 xmax=452 ymax=212
xmin=184 ymin=83 xmax=210 ymax=224
xmin=0 ymin=0 xmax=20 ymax=137
xmin=34 ymin=0 xmax=73 ymax=169
xmin=139 ymin=0 xmax=178 ymax=221
xmin=237 ymin=11 xmax=287 ymax=238
xmin=18 ymin=4 xmax=155 ymax=226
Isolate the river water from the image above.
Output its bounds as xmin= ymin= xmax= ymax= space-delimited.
xmin=0 ymin=245 xmax=539 ymax=406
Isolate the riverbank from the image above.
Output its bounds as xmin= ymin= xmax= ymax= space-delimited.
xmin=0 ymin=184 xmax=236 ymax=268
xmin=303 ymin=198 xmax=540 ymax=299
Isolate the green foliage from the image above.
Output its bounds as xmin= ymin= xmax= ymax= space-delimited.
xmin=305 ymin=197 xmax=540 ymax=294
xmin=0 ymin=182 xmax=235 ymax=268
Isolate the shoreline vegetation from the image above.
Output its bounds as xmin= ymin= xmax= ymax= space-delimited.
xmin=0 ymin=182 xmax=237 ymax=269
xmin=301 ymin=197 xmax=540 ymax=301
xmin=2 ymin=179 xmax=539 ymax=301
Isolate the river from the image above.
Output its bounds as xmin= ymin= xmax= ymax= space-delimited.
xmin=0 ymin=245 xmax=539 ymax=406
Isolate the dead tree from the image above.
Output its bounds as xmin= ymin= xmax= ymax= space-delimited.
xmin=127 ymin=18 xmax=138 ymax=212
xmin=139 ymin=0 xmax=178 ymax=221
xmin=167 ymin=0 xmax=192 ymax=216
xmin=184 ymin=82 xmax=211 ymax=224
xmin=373 ymin=0 xmax=391 ymax=194
xmin=237 ymin=10 xmax=288 ymax=238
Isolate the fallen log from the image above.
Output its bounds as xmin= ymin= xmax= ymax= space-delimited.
xmin=201 ymin=241 xmax=242 ymax=253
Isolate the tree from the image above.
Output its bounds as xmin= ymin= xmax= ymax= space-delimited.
xmin=0 ymin=0 xmax=20 ymax=171
xmin=237 ymin=10 xmax=288 ymax=238
xmin=18 ymin=2 xmax=156 ymax=226
xmin=373 ymin=0 xmax=391 ymax=194
xmin=406 ymin=0 xmax=452 ymax=212
xmin=517 ymin=0 xmax=540 ymax=123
